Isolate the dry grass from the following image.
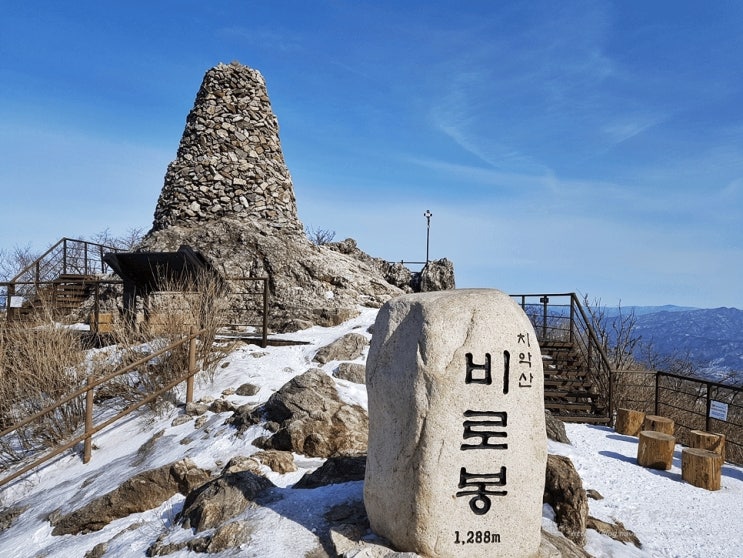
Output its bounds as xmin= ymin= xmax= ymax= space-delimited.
xmin=0 ymin=271 xmax=234 ymax=467
xmin=0 ymin=313 xmax=86 ymax=463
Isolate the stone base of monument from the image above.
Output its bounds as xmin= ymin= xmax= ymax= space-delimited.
xmin=364 ymin=289 xmax=546 ymax=558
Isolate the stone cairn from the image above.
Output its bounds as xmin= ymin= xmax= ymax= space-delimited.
xmin=151 ymin=62 xmax=301 ymax=233
xmin=140 ymin=61 xmax=454 ymax=329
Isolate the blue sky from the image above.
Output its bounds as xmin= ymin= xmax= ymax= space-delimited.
xmin=1 ymin=1 xmax=742 ymax=309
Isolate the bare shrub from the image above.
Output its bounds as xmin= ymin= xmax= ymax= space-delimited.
xmin=305 ymin=225 xmax=336 ymax=245
xmin=0 ymin=313 xmax=86 ymax=464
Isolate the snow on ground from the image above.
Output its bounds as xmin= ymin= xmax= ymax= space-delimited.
xmin=0 ymin=307 xmax=742 ymax=557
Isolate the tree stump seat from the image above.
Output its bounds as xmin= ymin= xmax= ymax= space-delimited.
xmin=637 ymin=430 xmax=675 ymax=470
xmin=615 ymin=408 xmax=645 ymax=436
xmin=681 ymin=448 xmax=722 ymax=490
xmin=642 ymin=414 xmax=674 ymax=435
xmin=688 ymin=430 xmax=726 ymax=461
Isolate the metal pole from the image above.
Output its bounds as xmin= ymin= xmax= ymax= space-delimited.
xmin=655 ymin=373 xmax=660 ymax=415
xmin=424 ymin=210 xmax=432 ymax=263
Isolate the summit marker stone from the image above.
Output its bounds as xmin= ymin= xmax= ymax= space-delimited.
xmin=364 ymin=289 xmax=546 ymax=557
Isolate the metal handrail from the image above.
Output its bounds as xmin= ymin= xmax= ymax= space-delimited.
xmin=10 ymin=238 xmax=119 ymax=284
xmin=654 ymin=370 xmax=742 ymax=461
xmin=511 ymin=292 xmax=616 ymax=419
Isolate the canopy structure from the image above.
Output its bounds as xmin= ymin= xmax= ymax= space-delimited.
xmin=103 ymin=245 xmax=221 ymax=323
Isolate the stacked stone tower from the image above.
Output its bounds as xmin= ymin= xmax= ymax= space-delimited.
xmin=151 ymin=62 xmax=301 ymax=233
xmin=141 ymin=62 xmax=453 ymax=330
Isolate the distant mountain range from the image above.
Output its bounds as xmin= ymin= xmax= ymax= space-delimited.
xmin=616 ymin=306 xmax=743 ymax=383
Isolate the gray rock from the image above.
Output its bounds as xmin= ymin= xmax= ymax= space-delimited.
xmin=333 ymin=362 xmax=366 ymax=384
xmin=543 ymin=454 xmax=588 ymax=547
xmin=258 ymin=369 xmax=368 ymax=458
xmin=539 ymin=529 xmax=592 ymax=558
xmin=209 ymin=398 xmax=236 ymax=414
xmin=587 ymin=516 xmax=641 ymax=548
xmin=171 ymin=414 xmax=193 ymax=427
xmin=0 ymin=506 xmax=26 ymax=534
xmin=314 ymin=333 xmax=369 ymax=364
xmin=179 ymin=471 xmax=274 ymax=532
xmin=294 ymin=456 xmax=366 ymax=488
xmin=185 ymin=402 xmax=208 ymax=416
xmin=418 ymin=258 xmax=455 ymax=292
xmin=546 ymin=410 xmax=571 ymax=444
xmin=235 ymin=382 xmax=260 ymax=396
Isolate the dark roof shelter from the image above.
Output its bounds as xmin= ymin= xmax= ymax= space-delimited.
xmin=103 ymin=245 xmax=221 ymax=324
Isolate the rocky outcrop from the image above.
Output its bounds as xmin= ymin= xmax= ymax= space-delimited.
xmin=51 ymin=459 xmax=210 ymax=535
xmin=254 ymin=368 xmax=368 ymax=458
xmin=221 ymin=450 xmax=297 ymax=475
xmin=333 ymin=362 xmax=366 ymax=384
xmin=418 ymin=258 xmax=456 ymax=291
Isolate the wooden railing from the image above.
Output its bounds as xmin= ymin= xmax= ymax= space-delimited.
xmin=0 ymin=327 xmax=204 ymax=490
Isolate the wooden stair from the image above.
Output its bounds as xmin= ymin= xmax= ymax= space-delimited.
xmin=16 ymin=274 xmax=96 ymax=320
xmin=540 ymin=340 xmax=609 ymax=423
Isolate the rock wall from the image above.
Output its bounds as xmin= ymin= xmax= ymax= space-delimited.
xmin=151 ymin=62 xmax=301 ymax=233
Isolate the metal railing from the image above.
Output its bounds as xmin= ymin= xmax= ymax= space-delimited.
xmin=0 ymin=328 xmax=203 ymax=490
xmin=655 ymin=371 xmax=742 ymax=464
xmin=511 ymin=293 xmax=616 ymax=419
xmin=2 ymin=238 xmax=120 ymax=317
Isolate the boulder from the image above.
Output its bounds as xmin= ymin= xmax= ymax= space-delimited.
xmin=364 ymin=289 xmax=546 ymax=558
xmin=418 ymin=258 xmax=455 ymax=291
xmin=543 ymin=454 xmax=588 ymax=546
xmin=545 ymin=410 xmax=571 ymax=444
xmin=333 ymin=362 xmax=366 ymax=384
xmin=314 ymin=333 xmax=369 ymax=364
xmin=179 ymin=471 xmax=274 ymax=532
xmin=256 ymin=368 xmax=368 ymax=458
xmin=294 ymin=456 xmax=367 ymax=488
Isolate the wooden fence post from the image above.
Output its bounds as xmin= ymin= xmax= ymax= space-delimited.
xmin=186 ymin=326 xmax=197 ymax=404
xmin=84 ymin=377 xmax=94 ymax=463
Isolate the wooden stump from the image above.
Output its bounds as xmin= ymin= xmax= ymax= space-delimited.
xmin=637 ymin=431 xmax=675 ymax=470
xmin=689 ymin=430 xmax=726 ymax=461
xmin=642 ymin=414 xmax=674 ymax=435
xmin=615 ymin=408 xmax=645 ymax=436
xmin=682 ymin=448 xmax=722 ymax=490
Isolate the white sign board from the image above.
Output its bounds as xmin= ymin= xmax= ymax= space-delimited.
xmin=9 ymin=296 xmax=25 ymax=308
xmin=709 ymin=400 xmax=728 ymax=421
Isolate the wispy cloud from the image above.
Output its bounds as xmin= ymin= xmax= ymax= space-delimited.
xmin=601 ymin=114 xmax=667 ymax=145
